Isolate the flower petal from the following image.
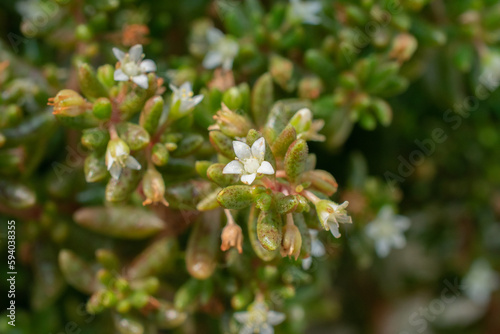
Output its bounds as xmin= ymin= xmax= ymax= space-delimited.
xmin=207 ymin=27 xmax=224 ymax=44
xmin=375 ymin=241 xmax=390 ymax=257
xmin=112 ymin=47 xmax=126 ymax=61
xmin=125 ymin=156 xmax=142 ymax=170
xmin=233 ymin=311 xmax=249 ymax=323
xmin=251 ymin=137 xmax=266 ymax=161
xmin=257 ymin=161 xmax=274 ymax=175
xmin=203 ymin=51 xmax=223 ymax=69
xmin=223 ymin=160 xmax=244 ymax=174
xmin=259 ymin=325 xmax=274 ymax=334
xmin=114 ymin=69 xmax=129 ymax=81
xmin=190 ymin=94 xmax=204 ymax=107
xmin=241 ymin=173 xmax=257 ymax=185
xmin=267 ymin=311 xmax=286 ymax=325
xmin=132 ymin=74 xmax=149 ymax=89
xmin=328 ymin=221 xmax=341 ymax=238
xmin=129 ymin=44 xmax=143 ymax=62
xmin=109 ymin=163 xmax=122 ymax=180
xmin=140 ymin=59 xmax=157 ymax=72
xmin=233 ymin=141 xmax=252 ymax=160
xmin=169 ymin=84 xmax=179 ymax=93
xmin=180 ymin=82 xmax=192 ymax=92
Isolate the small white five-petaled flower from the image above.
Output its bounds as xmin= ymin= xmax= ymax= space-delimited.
xmin=112 ymin=44 xmax=157 ymax=89
xmin=169 ymin=82 xmax=204 ymax=113
xmin=223 ymin=137 xmax=275 ymax=185
xmin=105 ymin=138 xmax=141 ymax=180
xmin=234 ymin=301 xmax=285 ymax=334
xmin=288 ymin=0 xmax=322 ymax=25
xmin=365 ymin=205 xmax=411 ymax=258
xmin=316 ymin=200 xmax=352 ymax=238
xmin=203 ymin=28 xmax=239 ymax=71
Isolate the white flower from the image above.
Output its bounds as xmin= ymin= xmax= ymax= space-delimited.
xmin=463 ymin=258 xmax=499 ymax=306
xmin=302 ymin=229 xmax=326 ymax=270
xmin=105 ymin=138 xmax=141 ymax=180
xmin=288 ymin=0 xmax=322 ymax=25
xmin=203 ymin=28 xmax=239 ymax=71
xmin=112 ymin=44 xmax=157 ymax=89
xmin=316 ymin=200 xmax=352 ymax=238
xmin=365 ymin=205 xmax=410 ymax=258
xmin=169 ymin=82 xmax=204 ymax=113
xmin=234 ymin=301 xmax=285 ymax=334
xmin=222 ymin=137 xmax=275 ymax=185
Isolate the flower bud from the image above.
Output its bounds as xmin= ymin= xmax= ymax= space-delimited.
xmin=221 ymin=222 xmax=243 ymax=253
xmin=213 ymin=104 xmax=252 ymax=138
xmin=92 ymin=97 xmax=112 ymax=120
xmin=281 ymin=215 xmax=302 ymax=260
xmin=142 ymin=168 xmax=169 ymax=206
xmin=48 ymin=89 xmax=90 ymax=116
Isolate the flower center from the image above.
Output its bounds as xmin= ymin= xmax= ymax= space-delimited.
xmin=122 ymin=61 xmax=140 ymax=77
xmin=244 ymin=158 xmax=260 ymax=173
xmin=377 ymin=222 xmax=396 ymax=237
xmin=180 ymin=88 xmax=194 ymax=100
